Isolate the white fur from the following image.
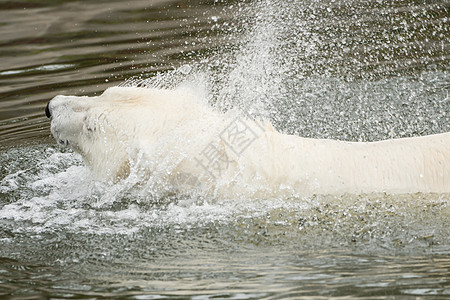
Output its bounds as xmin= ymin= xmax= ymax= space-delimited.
xmin=48 ymin=86 xmax=450 ymax=197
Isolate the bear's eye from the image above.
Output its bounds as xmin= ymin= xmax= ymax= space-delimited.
xmin=83 ymin=116 xmax=96 ymax=133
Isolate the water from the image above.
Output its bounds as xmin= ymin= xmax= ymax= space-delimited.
xmin=1 ymin=0 xmax=449 ymax=298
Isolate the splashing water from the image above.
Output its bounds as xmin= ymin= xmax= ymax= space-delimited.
xmin=123 ymin=0 xmax=449 ymax=141
xmin=1 ymin=0 xmax=448 ymax=238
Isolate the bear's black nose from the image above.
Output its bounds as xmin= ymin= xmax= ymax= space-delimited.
xmin=45 ymin=102 xmax=51 ymax=118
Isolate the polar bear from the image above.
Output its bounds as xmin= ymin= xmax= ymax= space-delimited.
xmin=46 ymin=86 xmax=450 ymax=197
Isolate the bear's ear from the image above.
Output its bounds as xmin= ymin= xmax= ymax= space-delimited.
xmin=101 ymin=86 xmax=137 ymax=101
xmin=100 ymin=86 xmax=155 ymax=104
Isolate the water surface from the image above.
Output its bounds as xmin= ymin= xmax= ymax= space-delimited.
xmin=0 ymin=0 xmax=449 ymax=298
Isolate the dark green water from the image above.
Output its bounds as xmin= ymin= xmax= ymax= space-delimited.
xmin=0 ymin=0 xmax=449 ymax=299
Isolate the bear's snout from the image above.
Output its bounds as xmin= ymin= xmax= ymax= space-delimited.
xmin=45 ymin=102 xmax=51 ymax=118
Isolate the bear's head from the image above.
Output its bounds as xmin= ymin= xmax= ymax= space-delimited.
xmin=46 ymin=86 xmax=208 ymax=181
xmin=46 ymin=88 xmax=137 ymax=180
